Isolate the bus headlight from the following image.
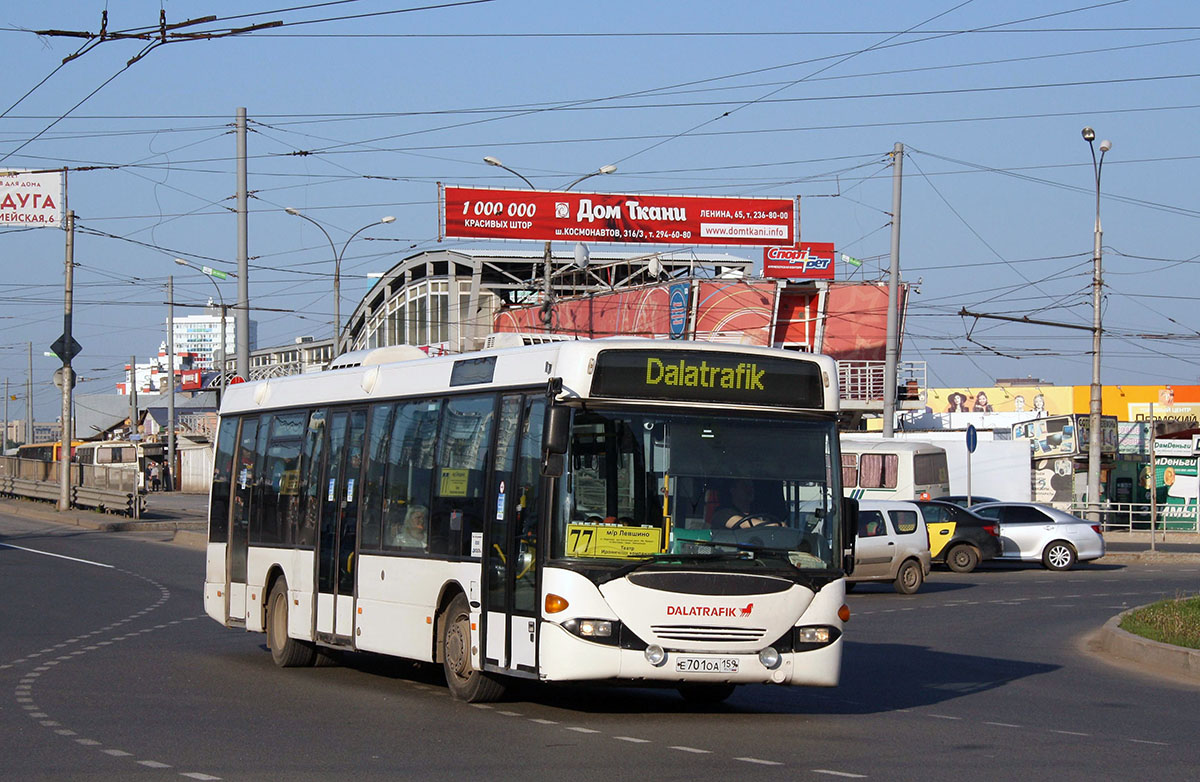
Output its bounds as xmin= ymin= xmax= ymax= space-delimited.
xmin=562 ymin=618 xmax=620 ymax=646
xmin=758 ymin=647 xmax=781 ymax=669
xmin=797 ymin=627 xmax=831 ymax=644
xmin=644 ymin=644 xmax=667 ymax=666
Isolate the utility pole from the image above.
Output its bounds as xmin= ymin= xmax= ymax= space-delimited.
xmin=235 ymin=107 xmax=250 ymax=381
xmin=26 ymin=341 xmax=32 ymax=444
xmin=882 ymin=142 xmax=903 ymax=438
xmin=167 ymin=275 xmax=176 ymax=492
xmin=3 ymin=378 xmax=8 ymax=454
xmin=129 ymin=355 xmax=138 ymax=440
xmin=58 ymin=210 xmax=75 ymax=511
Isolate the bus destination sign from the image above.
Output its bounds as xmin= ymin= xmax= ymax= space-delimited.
xmin=590 ymin=349 xmax=824 ymax=408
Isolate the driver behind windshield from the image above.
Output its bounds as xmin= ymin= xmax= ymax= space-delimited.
xmin=711 ymin=478 xmax=779 ymax=528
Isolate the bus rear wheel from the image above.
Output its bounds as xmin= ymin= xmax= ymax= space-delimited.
xmin=442 ymin=593 xmax=505 ymax=703
xmin=267 ymin=581 xmax=317 ymax=668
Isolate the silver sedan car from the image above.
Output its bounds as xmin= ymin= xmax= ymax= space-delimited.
xmin=969 ymin=502 xmax=1105 ymax=571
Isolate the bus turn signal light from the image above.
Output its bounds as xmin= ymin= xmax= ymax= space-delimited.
xmin=545 ymin=594 xmax=569 ymax=613
xmin=838 ymin=604 xmax=851 ymax=622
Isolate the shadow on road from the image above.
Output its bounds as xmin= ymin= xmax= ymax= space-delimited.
xmin=309 ymin=638 xmax=1059 ymax=717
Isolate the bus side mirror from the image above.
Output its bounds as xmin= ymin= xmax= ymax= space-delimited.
xmin=541 ymin=405 xmax=570 ymax=477
xmin=840 ymin=496 xmax=859 ymax=575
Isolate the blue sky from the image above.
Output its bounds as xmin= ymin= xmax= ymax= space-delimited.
xmin=2 ymin=0 xmax=1198 ymax=419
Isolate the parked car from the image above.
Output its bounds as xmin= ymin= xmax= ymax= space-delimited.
xmin=848 ymin=500 xmax=931 ymax=594
xmin=913 ymin=500 xmax=1003 ymax=573
xmin=968 ymin=502 xmax=1105 ymax=571
xmin=934 ymin=494 xmax=1000 ymax=509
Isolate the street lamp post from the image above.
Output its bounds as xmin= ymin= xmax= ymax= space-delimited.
xmin=1082 ymin=127 xmax=1112 ymax=523
xmin=284 ymin=209 xmax=395 ymax=356
xmin=174 ymin=259 xmax=234 ymax=395
xmin=483 ymin=156 xmax=616 ymax=328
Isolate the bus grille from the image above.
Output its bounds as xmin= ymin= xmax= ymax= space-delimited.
xmin=649 ymin=624 xmax=767 ymax=643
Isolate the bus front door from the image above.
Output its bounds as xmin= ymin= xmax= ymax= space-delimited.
xmin=315 ymin=408 xmax=367 ymax=645
xmin=483 ymin=396 xmax=544 ymax=675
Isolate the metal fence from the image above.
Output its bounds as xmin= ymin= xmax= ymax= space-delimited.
xmin=837 ymin=360 xmax=927 ymax=405
xmin=1069 ymin=501 xmax=1200 ymax=534
xmin=0 ymin=456 xmax=143 ymax=516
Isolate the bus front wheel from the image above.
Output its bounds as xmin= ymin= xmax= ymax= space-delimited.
xmin=267 ymin=580 xmax=317 ymax=668
xmin=442 ymin=593 xmax=505 ymax=703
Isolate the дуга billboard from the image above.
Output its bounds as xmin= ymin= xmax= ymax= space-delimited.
xmin=441 ymin=185 xmax=794 ymax=247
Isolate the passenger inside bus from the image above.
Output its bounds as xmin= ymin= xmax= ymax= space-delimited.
xmin=389 ymin=504 xmax=428 ymax=550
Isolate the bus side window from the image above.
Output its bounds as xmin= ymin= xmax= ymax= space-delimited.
xmin=256 ymin=413 xmax=305 ymax=547
xmin=296 ymin=409 xmax=328 ymax=549
xmin=209 ymin=417 xmax=240 ymax=544
xmin=841 ymin=453 xmax=859 ymax=489
xmin=382 ymin=400 xmax=440 ymax=552
xmin=431 ymin=394 xmax=496 ymax=557
xmin=859 ymin=454 xmax=898 ymax=489
xmin=359 ymin=403 xmax=395 ymax=552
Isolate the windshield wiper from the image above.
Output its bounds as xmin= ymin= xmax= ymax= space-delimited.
xmin=597 ymin=550 xmax=749 ymax=584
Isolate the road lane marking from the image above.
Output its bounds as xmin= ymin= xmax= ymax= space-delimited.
xmin=566 ymin=727 xmax=600 ymax=734
xmin=670 ymin=746 xmax=711 ymax=754
xmin=813 ymin=770 xmax=868 ymax=778
xmin=0 ymin=543 xmax=113 ymax=568
xmin=615 ymin=736 xmax=651 ymax=743
xmin=928 ymin=714 xmax=962 ymax=720
xmin=138 ymin=761 xmax=172 ymax=768
xmin=985 ymin=722 xmax=1022 ymax=728
xmin=737 ymin=757 xmax=782 ymax=766
xmin=1052 ymin=730 xmax=1090 ymax=737
xmin=1129 ymin=739 xmax=1169 ymax=746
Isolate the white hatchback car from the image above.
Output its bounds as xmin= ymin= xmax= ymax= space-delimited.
xmin=848 ymin=500 xmax=932 ymax=594
xmin=969 ymin=502 xmax=1105 ymax=571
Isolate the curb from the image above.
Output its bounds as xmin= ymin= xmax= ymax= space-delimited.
xmin=1095 ymin=551 xmax=1200 ymax=564
xmin=1095 ymin=605 xmax=1200 ymax=683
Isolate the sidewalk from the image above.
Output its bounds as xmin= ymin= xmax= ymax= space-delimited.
xmin=0 ymin=491 xmax=208 ymax=547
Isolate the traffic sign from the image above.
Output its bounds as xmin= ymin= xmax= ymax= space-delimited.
xmin=228 ymin=376 xmax=246 ymax=385
xmin=52 ymin=367 xmax=77 ymax=389
xmin=966 ymin=424 xmax=978 ymax=454
xmin=50 ymin=334 xmax=82 ymax=362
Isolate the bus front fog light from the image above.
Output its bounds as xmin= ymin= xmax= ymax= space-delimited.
xmin=797 ymin=627 xmax=831 ymax=644
xmin=645 ymin=644 xmax=667 ymax=666
xmin=758 ymin=647 xmax=781 ymax=669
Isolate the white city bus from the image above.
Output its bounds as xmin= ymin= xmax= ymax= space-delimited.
xmin=840 ymin=437 xmax=950 ymax=502
xmin=203 ymin=339 xmax=857 ymax=703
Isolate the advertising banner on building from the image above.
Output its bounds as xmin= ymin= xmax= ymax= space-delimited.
xmin=0 ymin=169 xmax=62 ymax=228
xmin=762 ymin=242 xmax=836 ymax=279
xmin=441 ymin=185 xmax=793 ymax=247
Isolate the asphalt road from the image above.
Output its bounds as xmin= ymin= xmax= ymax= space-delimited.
xmin=2 ymin=509 xmax=1198 ymax=781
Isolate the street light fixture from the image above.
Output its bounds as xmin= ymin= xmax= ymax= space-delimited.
xmin=175 ymin=258 xmax=234 ymax=394
xmin=482 ymin=156 xmax=617 ymax=327
xmin=1082 ymin=127 xmax=1112 ymax=523
xmin=285 ymin=209 xmax=395 ymax=355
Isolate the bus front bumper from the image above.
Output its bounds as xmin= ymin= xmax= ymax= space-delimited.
xmin=538 ymin=623 xmax=842 ymax=687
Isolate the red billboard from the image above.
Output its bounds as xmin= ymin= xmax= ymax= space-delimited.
xmin=441 ymin=185 xmax=793 ymax=247
xmin=762 ymin=242 xmax=835 ymax=279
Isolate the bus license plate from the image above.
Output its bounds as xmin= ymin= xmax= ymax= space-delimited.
xmin=674 ymin=656 xmax=738 ymax=674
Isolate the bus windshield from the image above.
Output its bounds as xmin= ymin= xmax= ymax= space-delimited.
xmin=551 ymin=409 xmax=841 ymax=572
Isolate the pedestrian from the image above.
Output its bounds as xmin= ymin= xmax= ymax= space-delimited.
xmin=149 ymin=461 xmax=161 ymax=492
